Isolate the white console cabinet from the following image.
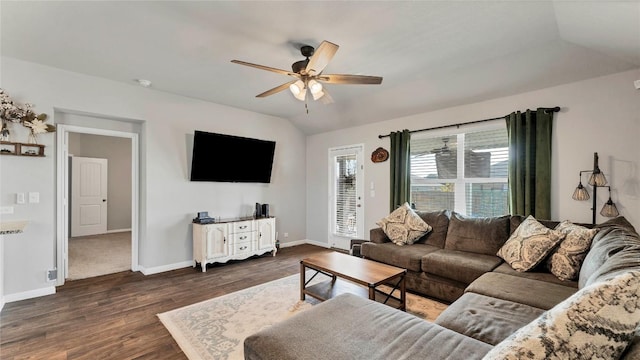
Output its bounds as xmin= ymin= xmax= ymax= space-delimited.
xmin=193 ymin=217 xmax=276 ymax=272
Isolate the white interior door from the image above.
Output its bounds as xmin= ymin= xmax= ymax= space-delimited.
xmin=71 ymin=156 xmax=108 ymax=237
xmin=328 ymin=144 xmax=364 ymax=250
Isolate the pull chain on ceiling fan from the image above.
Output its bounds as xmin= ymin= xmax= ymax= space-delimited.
xmin=231 ymin=40 xmax=383 ymax=105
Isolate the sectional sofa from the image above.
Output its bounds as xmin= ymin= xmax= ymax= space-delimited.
xmin=244 ymin=212 xmax=640 ymax=359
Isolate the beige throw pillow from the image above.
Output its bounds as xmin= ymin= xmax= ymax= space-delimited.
xmin=482 ymin=271 xmax=640 ymax=360
xmin=497 ymin=215 xmax=565 ymax=272
xmin=376 ymin=203 xmax=432 ymax=246
xmin=547 ymin=221 xmax=598 ymax=281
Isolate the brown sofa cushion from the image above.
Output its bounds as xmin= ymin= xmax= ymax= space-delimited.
xmin=244 ymin=293 xmax=493 ymax=360
xmin=413 ymin=209 xmax=450 ymax=248
xmin=579 ymin=216 xmax=640 ymax=289
xmin=484 ymin=271 xmax=640 ymax=360
xmin=361 ymin=242 xmax=439 ymax=272
xmin=492 ymin=263 xmax=578 ymax=288
xmin=444 ymin=212 xmax=510 ymax=255
xmin=422 ymin=249 xmax=502 ymax=284
xmin=465 ymin=272 xmax=576 ymax=310
xmin=435 ymin=292 xmax=545 ymax=346
xmin=368 ymin=209 xmax=450 ymax=248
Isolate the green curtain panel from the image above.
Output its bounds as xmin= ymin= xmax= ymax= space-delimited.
xmin=389 ymin=129 xmax=411 ymax=212
xmin=505 ymin=108 xmax=553 ymax=219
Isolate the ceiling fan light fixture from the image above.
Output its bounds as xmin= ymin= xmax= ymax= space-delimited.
xmin=289 ymin=80 xmax=304 ymax=95
xmin=311 ymin=89 xmax=325 ymax=101
xmin=289 ymin=80 xmax=306 ymax=101
xmin=308 ymin=80 xmax=323 ymax=95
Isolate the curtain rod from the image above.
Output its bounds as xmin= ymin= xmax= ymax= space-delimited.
xmin=377 ymin=106 xmax=561 ymax=139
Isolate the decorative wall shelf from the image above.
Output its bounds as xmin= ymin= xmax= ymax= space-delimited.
xmin=0 ymin=141 xmax=45 ymax=157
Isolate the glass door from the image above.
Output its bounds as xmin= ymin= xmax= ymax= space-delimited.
xmin=328 ymin=144 xmax=364 ymax=250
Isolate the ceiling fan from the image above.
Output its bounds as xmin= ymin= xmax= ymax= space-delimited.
xmin=432 ymin=138 xmax=453 ymax=156
xmin=231 ymin=40 xmax=383 ymax=104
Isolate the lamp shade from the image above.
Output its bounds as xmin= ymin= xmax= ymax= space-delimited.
xmin=289 ymin=80 xmax=306 ymax=101
xmin=308 ymin=80 xmax=323 ymax=94
xmin=600 ymin=199 xmax=619 ymax=217
xmin=572 ymin=183 xmax=590 ymax=201
xmin=588 ymin=171 xmax=607 ymax=187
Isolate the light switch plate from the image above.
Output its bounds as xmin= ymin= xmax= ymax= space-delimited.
xmin=28 ymin=192 xmax=40 ymax=203
xmin=16 ymin=193 xmax=25 ymax=204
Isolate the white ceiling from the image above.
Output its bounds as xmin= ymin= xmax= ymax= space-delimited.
xmin=2 ymin=1 xmax=639 ymax=135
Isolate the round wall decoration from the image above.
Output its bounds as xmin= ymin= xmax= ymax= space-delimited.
xmin=371 ymin=147 xmax=389 ymax=163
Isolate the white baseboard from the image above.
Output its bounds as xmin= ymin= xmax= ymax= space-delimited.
xmin=4 ymin=286 xmax=56 ymax=303
xmin=106 ymin=228 xmax=132 ymax=234
xmin=304 ymin=239 xmax=331 ymax=248
xmin=139 ymin=260 xmax=194 ymax=275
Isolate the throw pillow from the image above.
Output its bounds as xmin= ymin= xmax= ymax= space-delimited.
xmin=376 ymin=202 xmax=432 ymax=246
xmin=497 ymin=215 xmax=565 ymax=272
xmin=482 ymin=270 xmax=640 ymax=360
xmin=546 ymin=221 xmax=598 ymax=281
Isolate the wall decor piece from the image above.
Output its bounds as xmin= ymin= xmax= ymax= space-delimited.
xmin=371 ymin=147 xmax=389 ymax=163
xmin=0 ymin=88 xmax=55 ymax=145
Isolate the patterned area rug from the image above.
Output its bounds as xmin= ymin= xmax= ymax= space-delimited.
xmin=157 ymin=273 xmax=448 ymax=360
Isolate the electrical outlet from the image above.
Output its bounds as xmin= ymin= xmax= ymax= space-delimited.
xmin=284 ymin=233 xmax=289 ymax=238
xmin=0 ymin=206 xmax=14 ymax=214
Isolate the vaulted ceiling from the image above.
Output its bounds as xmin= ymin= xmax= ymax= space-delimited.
xmin=2 ymin=1 xmax=639 ymax=135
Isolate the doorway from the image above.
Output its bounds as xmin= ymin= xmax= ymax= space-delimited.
xmin=328 ymin=144 xmax=365 ymax=250
xmin=56 ymin=124 xmax=139 ymax=285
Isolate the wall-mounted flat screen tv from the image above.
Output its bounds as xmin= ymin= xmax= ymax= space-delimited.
xmin=190 ymin=130 xmax=276 ymax=183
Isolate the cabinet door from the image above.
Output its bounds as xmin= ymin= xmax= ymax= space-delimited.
xmin=257 ymin=218 xmax=276 ymax=251
xmin=205 ymin=224 xmax=228 ymax=259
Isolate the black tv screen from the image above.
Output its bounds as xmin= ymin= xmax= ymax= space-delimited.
xmin=190 ymin=130 xmax=276 ymax=183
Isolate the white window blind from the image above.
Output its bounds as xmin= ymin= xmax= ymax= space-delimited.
xmin=410 ymin=126 xmax=509 ymax=217
xmin=334 ymin=154 xmax=358 ymax=236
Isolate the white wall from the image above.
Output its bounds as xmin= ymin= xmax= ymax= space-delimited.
xmin=307 ymin=69 xmax=640 ymax=245
xmin=0 ymin=56 xmax=307 ymax=300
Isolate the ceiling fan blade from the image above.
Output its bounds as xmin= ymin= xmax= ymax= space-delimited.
xmin=318 ymin=74 xmax=383 ymax=85
xmin=256 ymin=80 xmax=298 ymax=98
xmin=319 ymin=88 xmax=334 ymax=105
xmin=305 ymin=40 xmax=339 ymax=76
xmin=231 ymin=60 xmax=299 ymax=77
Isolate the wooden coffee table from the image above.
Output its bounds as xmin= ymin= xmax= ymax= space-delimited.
xmin=300 ymin=251 xmax=407 ymax=310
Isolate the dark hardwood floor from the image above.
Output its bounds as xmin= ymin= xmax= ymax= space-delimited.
xmin=0 ymin=244 xmax=333 ymax=359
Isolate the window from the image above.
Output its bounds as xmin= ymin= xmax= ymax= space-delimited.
xmin=410 ymin=124 xmax=508 ymax=217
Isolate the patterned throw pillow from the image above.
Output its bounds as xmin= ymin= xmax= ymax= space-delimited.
xmin=376 ymin=203 xmax=432 ymax=246
xmin=482 ymin=271 xmax=640 ymax=360
xmin=497 ymin=215 xmax=565 ymax=272
xmin=546 ymin=221 xmax=598 ymax=281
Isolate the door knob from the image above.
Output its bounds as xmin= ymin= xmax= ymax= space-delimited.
xmin=102 ymin=199 xmax=107 ymax=202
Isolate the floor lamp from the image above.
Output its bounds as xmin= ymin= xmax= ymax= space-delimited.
xmin=572 ymin=152 xmax=619 ymax=224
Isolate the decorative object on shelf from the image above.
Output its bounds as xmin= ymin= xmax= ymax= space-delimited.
xmin=0 ymin=88 xmax=55 ymax=145
xmin=572 ymin=152 xmax=620 ymax=224
xmin=1 ymin=120 xmax=11 ymax=142
xmin=371 ymin=147 xmax=389 ymax=163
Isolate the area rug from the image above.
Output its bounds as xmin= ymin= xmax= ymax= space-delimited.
xmin=157 ymin=272 xmax=448 ymax=360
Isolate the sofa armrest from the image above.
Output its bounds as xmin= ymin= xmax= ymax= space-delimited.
xmin=370 ymin=227 xmax=390 ymax=244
